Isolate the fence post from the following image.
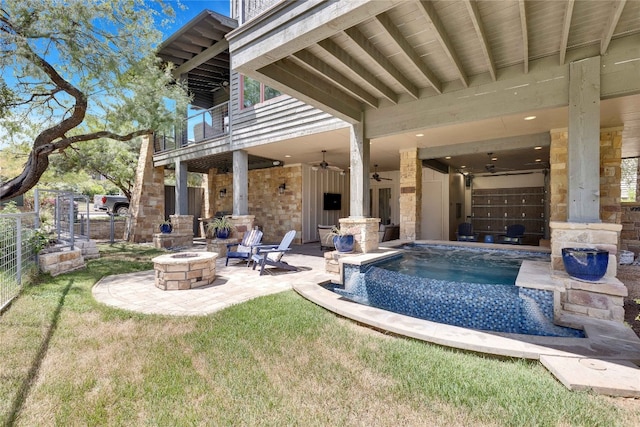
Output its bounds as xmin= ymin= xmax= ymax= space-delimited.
xmin=109 ymin=212 xmax=115 ymax=244
xmin=16 ymin=216 xmax=22 ymax=286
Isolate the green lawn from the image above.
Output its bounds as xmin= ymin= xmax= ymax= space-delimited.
xmin=1 ymin=243 xmax=638 ymax=426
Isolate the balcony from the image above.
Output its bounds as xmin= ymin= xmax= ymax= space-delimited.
xmin=154 ymin=102 xmax=229 ymax=153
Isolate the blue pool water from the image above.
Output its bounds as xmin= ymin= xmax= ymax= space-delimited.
xmin=332 ymin=244 xmax=584 ymax=338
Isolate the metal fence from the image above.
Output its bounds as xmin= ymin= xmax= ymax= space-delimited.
xmin=0 ymin=212 xmax=38 ymax=312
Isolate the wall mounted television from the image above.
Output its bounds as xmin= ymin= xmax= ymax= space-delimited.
xmin=323 ymin=193 xmax=341 ymax=210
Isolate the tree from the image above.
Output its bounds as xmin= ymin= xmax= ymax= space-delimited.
xmin=51 ymin=136 xmax=141 ymax=199
xmin=0 ymin=0 xmax=190 ymax=201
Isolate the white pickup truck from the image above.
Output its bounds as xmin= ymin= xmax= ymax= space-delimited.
xmin=93 ymin=195 xmax=130 ymax=215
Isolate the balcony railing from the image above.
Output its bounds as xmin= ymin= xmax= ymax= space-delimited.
xmin=154 ymin=102 xmax=230 ymax=153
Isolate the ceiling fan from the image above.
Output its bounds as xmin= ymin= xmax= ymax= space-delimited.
xmin=371 ymin=164 xmax=392 ymax=182
xmin=311 ymin=150 xmax=343 ymax=172
xmin=483 ymin=152 xmax=513 ymax=174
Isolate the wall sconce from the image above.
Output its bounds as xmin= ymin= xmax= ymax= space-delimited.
xmin=219 ymin=188 xmax=227 ymax=198
xmin=278 ymin=183 xmax=286 ymax=194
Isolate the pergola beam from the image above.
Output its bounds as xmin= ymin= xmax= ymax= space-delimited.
xmin=518 ymin=0 xmax=529 ymax=74
xmin=600 ymin=0 xmax=626 ymax=54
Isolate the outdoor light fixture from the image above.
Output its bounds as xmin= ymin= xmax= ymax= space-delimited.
xmin=219 ymin=188 xmax=227 ymax=198
xmin=278 ymin=183 xmax=286 ymax=194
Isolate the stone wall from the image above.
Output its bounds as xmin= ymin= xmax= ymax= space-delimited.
xmin=550 ymin=128 xmax=622 ymax=224
xmin=205 ymin=165 xmax=302 ymax=244
xmin=399 ymin=149 xmax=422 ymax=240
xmin=621 ymin=203 xmax=640 ymax=256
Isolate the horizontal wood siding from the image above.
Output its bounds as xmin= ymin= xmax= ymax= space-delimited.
xmin=230 ymin=71 xmax=348 ymax=149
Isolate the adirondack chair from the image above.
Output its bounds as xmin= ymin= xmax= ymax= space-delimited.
xmin=251 ymin=230 xmax=297 ymax=276
xmin=225 ymin=228 xmax=263 ymax=266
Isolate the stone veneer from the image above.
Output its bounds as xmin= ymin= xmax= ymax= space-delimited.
xmin=550 ymin=128 xmax=623 ymax=223
xmin=128 ymin=135 xmax=166 ymax=243
xmin=39 ymin=248 xmax=85 ymax=276
xmin=152 ymin=252 xmax=217 ymax=290
xmin=399 ymin=149 xmax=422 ymax=241
xmin=205 ymin=165 xmax=302 ymax=244
xmin=153 ymin=214 xmax=194 ymax=249
xmin=549 ymin=221 xmax=625 ymax=322
xmin=621 ymin=203 xmax=640 ymax=256
xmin=338 ymin=217 xmax=380 ymax=253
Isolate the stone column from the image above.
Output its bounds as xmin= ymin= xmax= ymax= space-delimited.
xmin=399 ymin=148 xmax=422 ymax=240
xmin=339 ymin=217 xmax=379 ymax=253
xmin=599 ymin=129 xmax=623 ymax=224
xmin=127 ymin=134 xmax=165 ymax=243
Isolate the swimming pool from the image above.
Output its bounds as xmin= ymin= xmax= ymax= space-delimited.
xmin=333 ymin=244 xmax=584 ymax=338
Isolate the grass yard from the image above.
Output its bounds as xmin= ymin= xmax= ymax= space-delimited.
xmin=1 ymin=243 xmax=639 ymax=426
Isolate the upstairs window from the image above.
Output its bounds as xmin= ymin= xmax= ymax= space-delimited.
xmin=241 ymin=75 xmax=281 ymax=108
xmin=621 ymin=157 xmax=639 ymax=202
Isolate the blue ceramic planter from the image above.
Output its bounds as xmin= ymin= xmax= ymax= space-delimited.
xmin=159 ymin=223 xmax=172 ymax=234
xmin=215 ymin=228 xmax=231 ymax=239
xmin=333 ymin=235 xmax=354 ymax=253
xmin=561 ymin=248 xmax=609 ymax=282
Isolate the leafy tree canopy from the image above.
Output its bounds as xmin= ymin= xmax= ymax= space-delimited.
xmin=0 ymin=0 xmax=190 ymax=201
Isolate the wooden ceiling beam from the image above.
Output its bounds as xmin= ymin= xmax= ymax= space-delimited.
xmin=259 ymin=59 xmax=363 ymax=123
xmin=292 ymin=50 xmax=379 ymax=108
xmin=374 ymin=12 xmax=442 ymax=94
xmin=317 ymin=38 xmax=398 ymax=104
xmin=559 ymin=0 xmax=575 ymax=65
xmin=518 ymin=0 xmax=529 ymax=74
xmin=416 ymin=0 xmax=468 ymax=88
xmin=172 ymin=39 xmax=230 ymax=77
xmin=601 ymin=0 xmax=626 ymax=54
xmin=344 ymin=26 xmax=419 ymax=99
xmin=464 ymin=0 xmax=496 ymax=81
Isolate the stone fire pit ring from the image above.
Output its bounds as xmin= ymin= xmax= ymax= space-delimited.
xmin=152 ymin=252 xmax=217 ymax=290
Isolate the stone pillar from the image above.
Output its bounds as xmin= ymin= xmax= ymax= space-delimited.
xmin=549 ymin=130 xmax=568 ymax=222
xmin=127 ymin=134 xmax=165 ymax=243
xmin=233 ymin=150 xmax=248 ymax=215
xmin=568 ymin=57 xmax=600 ymax=223
xmin=339 ymin=217 xmax=380 ymax=253
xmin=599 ymin=129 xmax=623 ymax=224
xmin=399 ymin=148 xmax=422 ymax=240
xmin=230 ymin=215 xmax=255 ymax=239
xmin=349 ymin=121 xmax=370 ymax=218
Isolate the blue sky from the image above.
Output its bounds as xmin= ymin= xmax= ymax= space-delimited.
xmin=162 ymin=1 xmax=231 ymax=38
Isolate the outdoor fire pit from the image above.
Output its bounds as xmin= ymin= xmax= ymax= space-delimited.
xmin=152 ymin=252 xmax=217 ymax=290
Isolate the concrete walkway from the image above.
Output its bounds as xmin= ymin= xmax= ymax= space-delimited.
xmin=92 ymin=245 xmax=640 ymax=398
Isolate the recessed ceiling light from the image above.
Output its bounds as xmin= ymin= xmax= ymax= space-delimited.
xmin=460 ymin=165 xmax=466 ymax=169
xmin=524 ymin=115 xmax=537 ymax=121
xmin=285 ymin=155 xmax=291 ymax=158
xmin=445 ymin=156 xmax=451 ymax=160
xmin=491 ymin=157 xmax=498 ymax=161
xmin=416 ymin=133 xmax=424 ymax=137
xmin=534 ymin=146 xmax=542 ymax=150
xmin=535 ymin=159 xmax=542 ymax=162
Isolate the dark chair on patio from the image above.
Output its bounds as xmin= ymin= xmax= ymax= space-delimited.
xmin=381 ymin=224 xmax=400 ymax=242
xmin=456 ymin=222 xmax=479 ymax=242
xmin=501 ymin=224 xmax=525 ymax=245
